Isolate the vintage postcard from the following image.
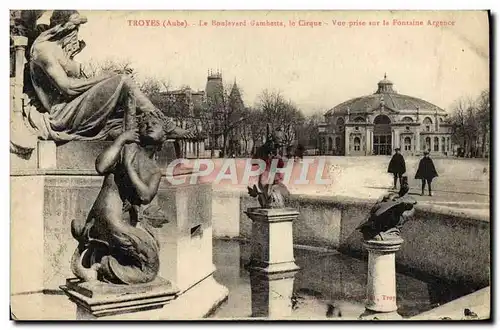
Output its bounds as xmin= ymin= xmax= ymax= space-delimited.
xmin=9 ymin=9 xmax=490 ymax=321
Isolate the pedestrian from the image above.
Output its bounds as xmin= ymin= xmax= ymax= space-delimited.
xmin=387 ymin=148 xmax=406 ymax=190
xmin=415 ymin=151 xmax=438 ymax=196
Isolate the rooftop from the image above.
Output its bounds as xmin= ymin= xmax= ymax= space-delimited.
xmin=325 ymin=75 xmax=445 ymax=116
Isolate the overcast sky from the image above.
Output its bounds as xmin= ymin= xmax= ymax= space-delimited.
xmin=62 ymin=10 xmax=489 ymax=115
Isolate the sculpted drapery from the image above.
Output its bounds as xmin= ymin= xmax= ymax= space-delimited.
xmin=25 ymin=10 xmax=178 ymax=142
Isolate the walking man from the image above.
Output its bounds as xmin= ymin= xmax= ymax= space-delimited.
xmin=387 ymin=148 xmax=406 ymax=190
xmin=415 ymin=151 xmax=438 ymax=196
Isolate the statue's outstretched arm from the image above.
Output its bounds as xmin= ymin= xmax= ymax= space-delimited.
xmin=95 ymin=129 xmax=139 ymax=174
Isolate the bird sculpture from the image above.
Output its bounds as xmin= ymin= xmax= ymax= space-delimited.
xmin=356 ymin=177 xmax=416 ymax=241
xmin=247 ymin=132 xmax=290 ymax=209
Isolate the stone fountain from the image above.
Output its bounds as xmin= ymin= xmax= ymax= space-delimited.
xmin=10 ymin=10 xmax=227 ymax=320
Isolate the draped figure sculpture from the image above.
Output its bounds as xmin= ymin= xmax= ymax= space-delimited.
xmin=70 ymin=96 xmax=175 ymax=284
xmin=25 ymin=10 xmax=193 ymax=142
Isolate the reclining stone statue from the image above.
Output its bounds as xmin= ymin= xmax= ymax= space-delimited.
xmin=21 ymin=10 xmax=193 ymax=143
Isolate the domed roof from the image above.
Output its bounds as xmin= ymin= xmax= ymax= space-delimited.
xmin=325 ymin=75 xmax=445 ymax=116
xmin=378 ymin=73 xmax=393 ymax=86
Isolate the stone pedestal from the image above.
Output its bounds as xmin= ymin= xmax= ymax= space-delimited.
xmin=57 ymin=179 xmax=228 ymax=320
xmin=153 ymin=181 xmax=219 ymax=293
xmin=249 ymin=268 xmax=298 ymax=318
xmin=359 ymin=237 xmax=404 ymax=320
xmin=245 ymin=208 xmax=300 ymax=274
xmin=245 ymin=207 xmax=300 ymax=319
xmin=60 ymin=277 xmax=179 ymax=319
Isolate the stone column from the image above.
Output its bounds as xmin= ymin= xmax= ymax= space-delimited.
xmin=245 ymin=208 xmax=300 ymax=319
xmin=415 ymin=128 xmax=421 ymax=153
xmin=368 ymin=129 xmax=373 ymax=155
xmin=359 ymin=238 xmax=404 ymax=320
xmin=364 ymin=127 xmax=369 ymax=156
xmin=13 ymin=36 xmax=27 ymax=114
xmin=344 ymin=130 xmax=350 ymax=156
xmin=10 ymin=36 xmax=38 ymax=155
xmin=391 ymin=130 xmax=395 ymax=151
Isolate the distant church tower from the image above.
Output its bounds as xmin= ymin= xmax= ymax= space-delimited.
xmin=229 ymin=79 xmax=244 ymax=111
xmin=205 ymin=69 xmax=223 ymax=103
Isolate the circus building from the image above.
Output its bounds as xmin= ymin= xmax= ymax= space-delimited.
xmin=318 ymin=75 xmax=453 ymax=156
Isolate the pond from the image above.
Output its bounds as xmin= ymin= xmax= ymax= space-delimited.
xmin=209 ymin=239 xmax=472 ymax=319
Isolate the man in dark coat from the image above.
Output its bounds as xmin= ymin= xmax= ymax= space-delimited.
xmin=415 ymin=151 xmax=438 ymax=196
xmin=387 ymin=148 xmax=406 ymax=190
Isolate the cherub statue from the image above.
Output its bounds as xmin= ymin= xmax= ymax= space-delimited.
xmin=356 ymin=176 xmax=416 ymax=241
xmin=69 ymin=102 xmax=175 ymax=285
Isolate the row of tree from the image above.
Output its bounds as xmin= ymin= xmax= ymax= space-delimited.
xmin=86 ymin=58 xmax=491 ymax=159
xmin=82 ymin=58 xmax=322 ymax=157
xmin=449 ymin=89 xmax=490 ymax=158
xmin=217 ymin=89 xmax=323 ymax=157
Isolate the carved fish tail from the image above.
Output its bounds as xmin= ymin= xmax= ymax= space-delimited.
xmin=98 ymin=225 xmax=160 ymax=284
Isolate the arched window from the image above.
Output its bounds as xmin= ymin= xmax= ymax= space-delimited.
xmin=354 ymin=116 xmax=365 ymax=123
xmin=401 ymin=116 xmax=414 ymax=122
xmin=328 ymin=137 xmax=333 ymax=151
xmin=425 ymin=137 xmax=431 ymax=151
xmin=336 ymin=117 xmax=345 ymax=132
xmin=354 ymin=137 xmax=361 ymax=151
xmin=441 ymin=137 xmax=446 ymax=152
xmin=423 ymin=117 xmax=433 ymax=132
xmin=439 ymin=118 xmax=444 ymax=123
xmin=404 ymin=137 xmax=412 ymax=151
xmin=434 ymin=137 xmax=439 ymax=152
xmin=446 ymin=137 xmax=450 ymax=151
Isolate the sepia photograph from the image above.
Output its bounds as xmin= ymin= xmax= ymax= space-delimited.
xmin=9 ymin=9 xmax=491 ymax=321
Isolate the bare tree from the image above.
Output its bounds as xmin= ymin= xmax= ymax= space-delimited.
xmin=257 ymin=89 xmax=287 ymax=131
xmin=81 ymin=57 xmax=135 ymax=78
xmin=257 ymin=89 xmax=306 ymax=149
xmin=297 ymin=112 xmax=323 ymax=149
xmin=450 ymin=95 xmax=487 ymax=158
xmin=247 ymin=107 xmax=266 ymax=155
xmin=476 ymin=90 xmax=490 ymax=158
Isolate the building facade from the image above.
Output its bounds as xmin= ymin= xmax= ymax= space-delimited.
xmin=319 ymin=75 xmax=453 ymax=156
xmin=158 ymin=87 xmax=207 ymax=158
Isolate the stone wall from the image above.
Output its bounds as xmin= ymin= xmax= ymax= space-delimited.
xmin=223 ymin=192 xmax=490 ymax=289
